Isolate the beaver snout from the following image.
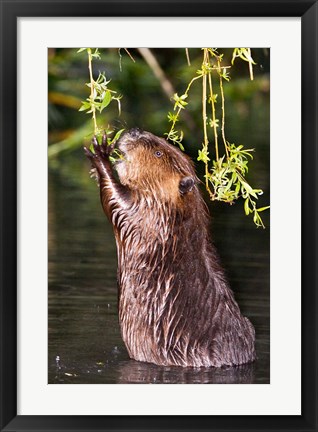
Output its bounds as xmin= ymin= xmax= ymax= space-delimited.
xmin=117 ymin=128 xmax=143 ymax=154
xmin=119 ymin=128 xmax=143 ymax=144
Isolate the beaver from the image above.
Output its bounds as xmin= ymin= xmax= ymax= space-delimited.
xmin=84 ymin=128 xmax=256 ymax=367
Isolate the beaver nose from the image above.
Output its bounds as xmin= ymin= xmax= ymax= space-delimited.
xmin=129 ymin=127 xmax=143 ymax=138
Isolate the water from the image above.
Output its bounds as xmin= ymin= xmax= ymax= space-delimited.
xmin=48 ymin=147 xmax=270 ymax=384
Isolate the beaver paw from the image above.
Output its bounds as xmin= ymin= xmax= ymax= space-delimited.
xmin=84 ymin=133 xmax=114 ymax=175
xmin=84 ymin=133 xmax=114 ymax=158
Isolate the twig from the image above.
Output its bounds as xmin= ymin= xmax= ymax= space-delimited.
xmin=217 ymin=59 xmax=229 ymax=158
xmin=137 ymin=48 xmax=175 ymax=99
xmin=139 ymin=48 xmax=196 ymax=132
xmin=124 ymin=48 xmax=136 ymax=62
xmin=185 ymin=48 xmax=191 ymax=66
xmin=208 ymin=71 xmax=219 ymax=160
xmin=247 ymin=48 xmax=254 ymax=80
xmin=87 ymin=49 xmax=98 ymax=134
xmin=202 ymin=49 xmax=214 ymax=198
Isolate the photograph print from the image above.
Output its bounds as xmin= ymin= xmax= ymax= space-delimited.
xmin=48 ymin=48 xmax=270 ymax=384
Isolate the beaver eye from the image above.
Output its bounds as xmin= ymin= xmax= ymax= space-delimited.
xmin=154 ymin=150 xmax=163 ymax=158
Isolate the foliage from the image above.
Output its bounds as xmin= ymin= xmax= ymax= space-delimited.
xmin=48 ymin=48 xmax=269 ymax=228
xmin=166 ymin=48 xmax=269 ymax=228
xmin=77 ymin=48 xmax=124 ymax=159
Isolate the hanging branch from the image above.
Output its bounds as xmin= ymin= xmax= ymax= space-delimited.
xmin=166 ymin=48 xmax=269 ymax=228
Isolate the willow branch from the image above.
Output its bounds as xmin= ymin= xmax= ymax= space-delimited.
xmin=137 ymin=48 xmax=175 ymax=99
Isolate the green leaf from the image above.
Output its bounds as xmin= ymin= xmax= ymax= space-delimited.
xmin=240 ymin=48 xmax=256 ymax=65
xmin=241 ymin=181 xmax=260 ymax=199
xmin=172 ymin=93 xmax=188 ymax=110
xmin=209 ymin=118 xmax=219 ymax=128
xmin=244 ymin=198 xmax=250 ymax=215
xmin=167 ymin=112 xmax=178 ymax=123
xmin=79 ymin=101 xmax=91 ymax=111
xmin=256 ymin=206 xmax=270 ymax=212
xmin=208 ymin=94 xmax=218 ymax=103
xmin=111 ymin=96 xmax=122 ymax=116
xmin=232 ymin=48 xmax=256 ymax=65
xmin=91 ymin=49 xmax=101 ymax=60
xmin=109 ymin=129 xmax=125 ymax=145
xmin=253 ymin=211 xmax=263 ymax=227
xmin=197 ymin=149 xmax=210 ymax=164
xmin=100 ymin=91 xmax=112 ymax=111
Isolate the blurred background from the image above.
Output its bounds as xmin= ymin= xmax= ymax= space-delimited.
xmin=48 ymin=48 xmax=270 ymax=384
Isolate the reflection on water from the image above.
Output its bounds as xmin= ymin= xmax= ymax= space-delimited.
xmin=48 ymin=133 xmax=270 ymax=384
xmin=116 ymin=360 xmax=256 ymax=384
xmin=53 ymin=349 xmax=256 ymax=385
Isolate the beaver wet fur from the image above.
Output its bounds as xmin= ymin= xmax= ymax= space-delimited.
xmin=84 ymin=128 xmax=256 ymax=367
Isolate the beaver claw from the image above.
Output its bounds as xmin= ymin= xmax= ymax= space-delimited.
xmin=84 ymin=133 xmax=115 ymax=178
xmin=84 ymin=133 xmax=114 ymax=160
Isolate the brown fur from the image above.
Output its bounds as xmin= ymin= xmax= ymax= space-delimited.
xmin=84 ymin=129 xmax=256 ymax=367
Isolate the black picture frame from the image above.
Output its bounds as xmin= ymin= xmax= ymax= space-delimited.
xmin=0 ymin=1 xmax=317 ymax=431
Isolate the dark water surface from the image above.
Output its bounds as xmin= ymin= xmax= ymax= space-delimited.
xmin=48 ymin=145 xmax=270 ymax=384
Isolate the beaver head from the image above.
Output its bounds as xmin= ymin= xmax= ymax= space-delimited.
xmin=115 ymin=128 xmax=198 ymax=202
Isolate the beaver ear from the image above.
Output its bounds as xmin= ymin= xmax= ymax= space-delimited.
xmin=179 ymin=176 xmax=195 ymax=195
